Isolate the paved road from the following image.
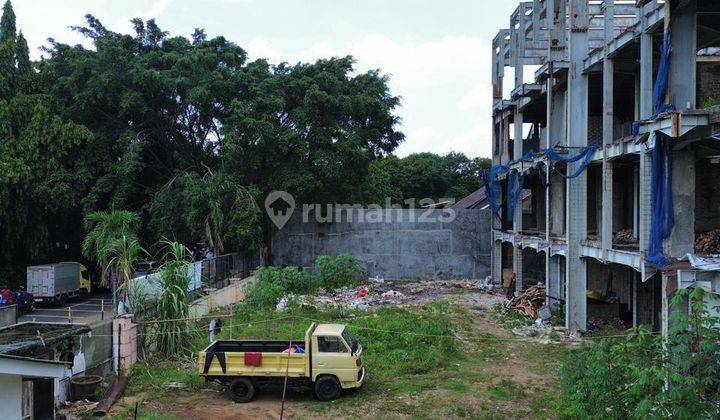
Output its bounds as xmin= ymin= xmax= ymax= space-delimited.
xmin=19 ymin=295 xmax=112 ymax=324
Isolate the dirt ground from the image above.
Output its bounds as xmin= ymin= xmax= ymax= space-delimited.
xmin=112 ymin=285 xmax=575 ymax=419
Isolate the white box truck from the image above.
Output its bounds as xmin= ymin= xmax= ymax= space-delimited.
xmin=27 ymin=262 xmax=92 ymax=305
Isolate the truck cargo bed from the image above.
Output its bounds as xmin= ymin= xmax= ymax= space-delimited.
xmin=207 ymin=339 xmax=303 ymax=354
xmin=200 ymin=339 xmax=308 ymax=378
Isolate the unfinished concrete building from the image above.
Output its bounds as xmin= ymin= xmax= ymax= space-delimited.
xmin=489 ymin=0 xmax=720 ymax=332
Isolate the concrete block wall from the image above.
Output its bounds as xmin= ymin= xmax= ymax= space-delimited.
xmin=272 ymin=209 xmax=492 ymax=280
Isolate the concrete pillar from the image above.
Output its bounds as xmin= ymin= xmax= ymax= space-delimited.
xmin=669 ymin=0 xmax=697 ymax=110
xmin=547 ymin=255 xmax=561 ymax=305
xmin=666 ymin=151 xmax=695 ymax=257
xmin=492 ymin=240 xmax=503 ymax=285
xmin=514 ymin=246 xmax=524 ymax=293
xmin=639 ymin=11 xmax=653 ymax=256
xmin=566 ymin=0 xmax=589 ymax=333
xmin=0 ymin=375 xmax=22 ymax=420
xmin=601 ymin=0 xmax=614 ymax=252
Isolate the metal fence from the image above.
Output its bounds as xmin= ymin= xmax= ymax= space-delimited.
xmin=202 ymin=253 xmax=243 ymax=289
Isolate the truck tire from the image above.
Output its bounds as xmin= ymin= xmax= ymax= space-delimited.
xmin=227 ymin=377 xmax=255 ymax=403
xmin=314 ymin=376 xmax=341 ymax=401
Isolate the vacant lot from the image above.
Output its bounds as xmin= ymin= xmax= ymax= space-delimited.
xmin=111 ymin=288 xmax=573 ymax=419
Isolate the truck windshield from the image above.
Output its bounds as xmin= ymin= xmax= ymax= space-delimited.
xmin=342 ymin=327 xmax=358 ymax=352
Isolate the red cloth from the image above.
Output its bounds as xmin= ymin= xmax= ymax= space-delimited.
xmin=244 ymin=352 xmax=262 ymax=366
xmin=357 ymin=289 xmax=366 ymax=297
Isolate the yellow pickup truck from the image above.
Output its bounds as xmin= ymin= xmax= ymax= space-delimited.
xmin=199 ymin=323 xmax=365 ymax=403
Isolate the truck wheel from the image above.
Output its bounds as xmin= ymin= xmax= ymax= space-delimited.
xmin=314 ymin=376 xmax=341 ymax=401
xmin=227 ymin=377 xmax=255 ymax=403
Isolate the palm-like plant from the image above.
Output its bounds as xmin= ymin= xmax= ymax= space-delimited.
xmin=82 ymin=210 xmax=143 ymax=313
xmin=185 ymin=171 xmax=260 ymax=256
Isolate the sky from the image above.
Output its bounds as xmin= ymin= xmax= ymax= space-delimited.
xmin=13 ymin=0 xmax=520 ymax=158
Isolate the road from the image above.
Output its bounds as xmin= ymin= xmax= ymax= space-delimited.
xmin=19 ymin=294 xmax=112 ymax=324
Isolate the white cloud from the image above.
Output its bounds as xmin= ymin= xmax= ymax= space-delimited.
xmin=118 ymin=0 xmax=174 ymax=34
xmin=246 ymin=38 xmax=280 ymax=61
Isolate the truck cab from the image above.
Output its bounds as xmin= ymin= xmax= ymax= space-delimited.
xmin=310 ymin=324 xmax=364 ymax=391
xmin=199 ymin=322 xmax=364 ymax=403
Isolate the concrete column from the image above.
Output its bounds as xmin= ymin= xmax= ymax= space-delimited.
xmin=639 ymin=148 xmax=652 ymax=254
xmin=0 ymin=375 xmax=22 ymax=420
xmin=492 ymin=240 xmax=503 ymax=285
xmin=639 ymin=18 xmax=653 ymax=119
xmin=601 ymin=0 xmax=614 ymax=252
xmin=669 ymin=0 xmax=697 ymax=109
xmin=639 ymin=12 xmax=653 ymax=256
xmin=566 ymin=0 xmax=589 ymax=333
xmin=547 ymin=255 xmax=561 ymax=305
xmin=666 ymin=151 xmax=695 ymax=257
xmin=514 ymin=246 xmax=523 ymax=293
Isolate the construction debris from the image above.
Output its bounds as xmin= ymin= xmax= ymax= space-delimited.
xmin=504 ymin=284 xmax=546 ymax=319
xmin=57 ymin=399 xmax=98 ymax=419
xmin=275 ymin=279 xmax=500 ymax=312
xmin=695 ymin=229 xmax=720 ymax=254
xmin=613 ymin=229 xmax=637 ymax=245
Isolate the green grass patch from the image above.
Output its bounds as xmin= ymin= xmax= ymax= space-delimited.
xmin=516 ymin=343 xmax=569 ymax=375
xmin=440 ymin=379 xmax=472 ymax=395
xmin=475 ymin=331 xmax=509 ymax=362
xmin=127 ymin=359 xmax=205 ymax=394
xmin=488 ymin=377 xmax=525 ymax=401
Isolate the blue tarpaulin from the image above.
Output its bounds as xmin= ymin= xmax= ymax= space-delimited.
xmin=506 ymin=170 xmax=525 ymax=219
xmin=632 ymin=29 xmax=675 ymax=135
xmin=543 ymin=144 xmax=600 ymax=179
xmin=647 ymin=134 xmax=674 ymax=266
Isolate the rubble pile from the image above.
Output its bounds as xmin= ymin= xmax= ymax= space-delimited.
xmin=695 ymin=229 xmax=720 ymax=254
xmin=504 ymin=284 xmax=546 ymax=318
xmin=613 ymin=229 xmax=637 ymax=245
xmin=277 ymin=278 xmax=498 ymax=311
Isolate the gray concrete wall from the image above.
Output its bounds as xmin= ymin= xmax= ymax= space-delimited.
xmin=271 ymin=208 xmax=492 ymax=280
xmin=0 ymin=305 xmax=17 ymax=328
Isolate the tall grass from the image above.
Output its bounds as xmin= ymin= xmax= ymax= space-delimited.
xmin=153 ymin=241 xmax=194 ymax=357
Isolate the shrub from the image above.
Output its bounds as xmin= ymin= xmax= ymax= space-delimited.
xmin=243 ymin=280 xmax=285 ymax=309
xmin=315 ymin=253 xmax=360 ymax=289
xmin=561 ymin=288 xmax=720 ymax=418
xmin=247 ymin=254 xmax=360 ymax=309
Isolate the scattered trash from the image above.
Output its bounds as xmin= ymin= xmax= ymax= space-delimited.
xmin=368 ymin=275 xmax=385 ymax=284
xmin=58 ymin=399 xmax=99 ymax=419
xmin=163 ymin=382 xmax=185 ymax=389
xmin=537 ymin=304 xmax=552 ymax=321
xmin=300 ymin=279 xmax=500 ymax=311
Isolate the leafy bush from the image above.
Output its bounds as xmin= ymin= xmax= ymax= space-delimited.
xmin=561 ymin=288 xmax=720 ymax=418
xmin=246 ymin=254 xmax=360 ymax=309
xmin=315 ymin=253 xmax=360 ymax=289
xmin=243 ymin=280 xmax=285 ymax=309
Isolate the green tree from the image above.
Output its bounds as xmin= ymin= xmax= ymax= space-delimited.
xmin=356 ymin=152 xmax=491 ymax=206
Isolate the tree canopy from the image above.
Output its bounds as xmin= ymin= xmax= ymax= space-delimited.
xmin=0 ymin=0 xmax=484 ymax=287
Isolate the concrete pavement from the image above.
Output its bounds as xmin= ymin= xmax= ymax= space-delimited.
xmin=19 ymin=295 xmax=112 ymax=324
